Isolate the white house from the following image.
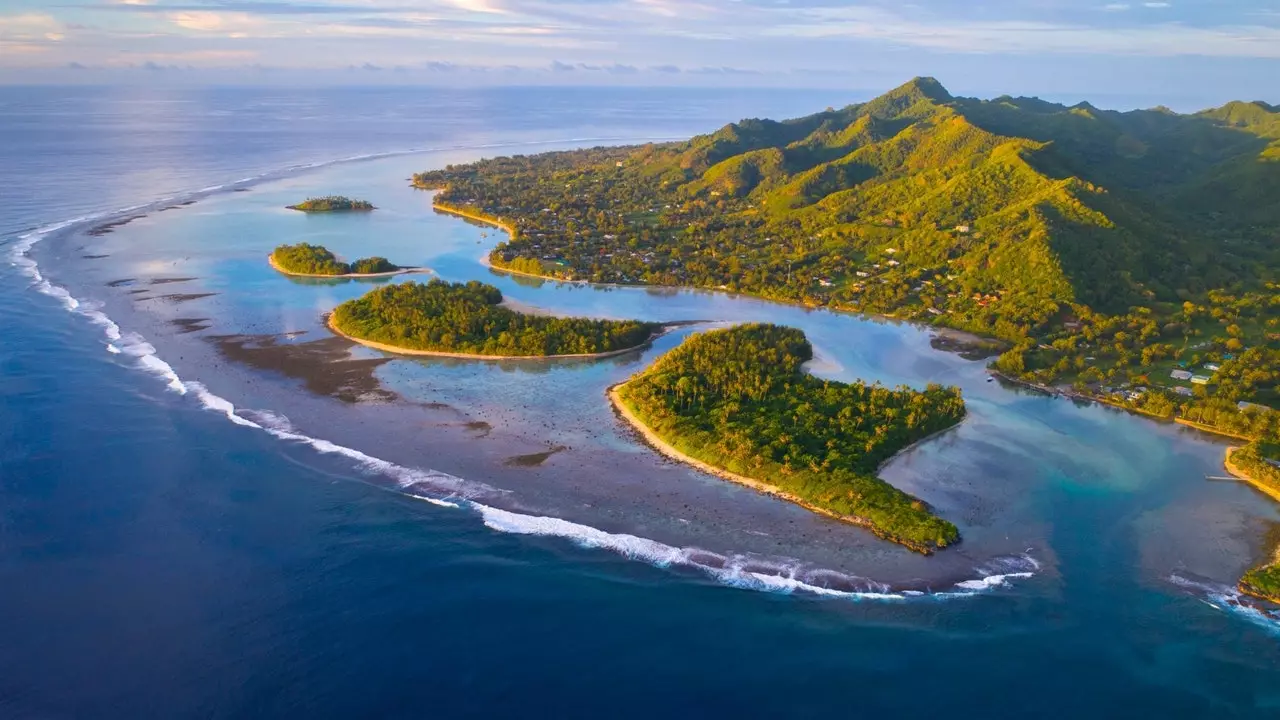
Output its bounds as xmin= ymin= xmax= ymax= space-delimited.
xmin=1170 ymin=369 xmax=1193 ymax=381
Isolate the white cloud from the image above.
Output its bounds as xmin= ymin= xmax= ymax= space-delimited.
xmin=167 ymin=11 xmax=260 ymax=33
xmin=440 ymin=0 xmax=510 ymax=14
xmin=0 ymin=13 xmax=65 ymax=44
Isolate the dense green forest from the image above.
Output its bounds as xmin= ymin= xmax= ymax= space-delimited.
xmin=615 ymin=324 xmax=965 ymax=551
xmin=331 ymin=279 xmax=661 ymax=356
xmin=415 ymin=78 xmax=1280 ymax=440
xmin=287 ymin=196 xmax=375 ymax=212
xmin=271 ymin=243 xmax=399 ymax=276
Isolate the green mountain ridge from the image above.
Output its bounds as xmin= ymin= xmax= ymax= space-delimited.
xmin=415 ymin=78 xmax=1279 ymax=421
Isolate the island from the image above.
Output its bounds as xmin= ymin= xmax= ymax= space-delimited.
xmin=287 ymin=196 xmax=375 ymax=212
xmin=611 ymin=323 xmax=966 ymax=553
xmin=328 ymin=279 xmax=665 ymax=358
xmin=413 ymin=77 xmax=1280 ymax=447
xmin=269 ymin=243 xmax=426 ymax=279
xmin=1224 ymin=443 xmax=1280 ymax=603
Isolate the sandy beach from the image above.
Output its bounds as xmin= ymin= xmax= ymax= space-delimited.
xmin=1223 ymin=447 xmax=1280 ymax=503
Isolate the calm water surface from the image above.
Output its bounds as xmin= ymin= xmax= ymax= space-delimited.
xmin=2 ymin=86 xmax=1279 ymax=717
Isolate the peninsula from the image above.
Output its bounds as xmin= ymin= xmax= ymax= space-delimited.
xmin=329 ymin=279 xmax=664 ymax=358
xmin=1224 ymin=443 xmax=1280 ymax=603
xmin=287 ymin=196 xmax=375 ymax=212
xmin=270 ymin=243 xmax=426 ymax=279
xmin=611 ymin=323 xmax=966 ymax=553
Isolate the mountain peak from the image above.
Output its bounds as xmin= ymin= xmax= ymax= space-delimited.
xmin=892 ymin=77 xmax=953 ymax=103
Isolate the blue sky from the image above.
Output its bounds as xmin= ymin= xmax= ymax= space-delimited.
xmin=2 ymin=0 xmax=1277 ymax=104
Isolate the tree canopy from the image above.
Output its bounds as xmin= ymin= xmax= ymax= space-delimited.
xmin=287 ymin=196 xmax=375 ymax=212
xmin=271 ymin=243 xmax=400 ymax=276
xmin=616 ymin=323 xmax=966 ymax=551
xmin=331 ymin=279 xmax=661 ymax=357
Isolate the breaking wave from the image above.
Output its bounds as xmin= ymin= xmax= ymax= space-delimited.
xmin=1169 ymin=574 xmax=1280 ymax=634
xmin=7 ymin=159 xmax=1040 ymax=604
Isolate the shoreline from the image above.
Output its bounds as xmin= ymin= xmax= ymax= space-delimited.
xmin=268 ymin=254 xmax=430 ymax=280
xmin=428 ymin=202 xmax=520 ymax=239
xmin=1223 ymin=447 xmax=1280 ymax=503
xmin=991 ymin=371 xmax=1261 ymax=445
xmin=607 ymin=383 xmax=940 ymax=555
xmin=327 ymin=313 xmax=669 ymax=361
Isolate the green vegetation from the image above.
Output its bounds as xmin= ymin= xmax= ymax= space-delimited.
xmin=271 ymin=243 xmax=400 ymax=276
xmin=287 ymin=196 xmax=375 ymax=212
xmin=615 ymin=324 xmax=965 ymax=551
xmin=414 ymin=77 xmax=1280 ymax=444
xmin=1241 ymin=565 xmax=1280 ymax=604
xmin=331 ymin=279 xmax=662 ymax=357
xmin=1230 ymin=442 xmax=1280 ymax=603
xmin=349 ymin=256 xmax=398 ymax=274
xmin=1231 ymin=442 xmax=1280 ymax=497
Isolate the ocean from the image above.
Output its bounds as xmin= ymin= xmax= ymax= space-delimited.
xmin=1 ymin=85 xmax=1278 ymax=717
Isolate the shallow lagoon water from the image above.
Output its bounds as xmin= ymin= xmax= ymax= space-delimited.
xmin=4 ymin=86 xmax=1280 ymax=716
xmin=44 ymin=146 xmax=1273 ymax=593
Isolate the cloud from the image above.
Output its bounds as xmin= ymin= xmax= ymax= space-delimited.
xmin=0 ymin=13 xmax=66 ymax=48
xmin=167 ymin=11 xmax=261 ymax=34
xmin=764 ymin=6 xmax=1280 ymax=58
xmin=440 ymin=0 xmax=509 ymax=14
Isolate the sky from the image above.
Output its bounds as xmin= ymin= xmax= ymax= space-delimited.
xmin=1 ymin=0 xmax=1277 ymax=106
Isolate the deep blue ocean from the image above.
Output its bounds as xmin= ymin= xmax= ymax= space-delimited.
xmin=2 ymin=85 xmax=1279 ymax=718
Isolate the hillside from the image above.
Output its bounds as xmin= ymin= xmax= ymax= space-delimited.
xmin=415 ymin=78 xmax=1280 ymax=428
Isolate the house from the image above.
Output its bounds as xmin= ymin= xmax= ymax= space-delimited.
xmin=1190 ymin=375 xmax=1211 ymax=385
xmin=856 ymin=271 xmax=870 ymax=278
xmin=1170 ymin=369 xmax=1193 ymax=381
xmin=1174 ymin=387 xmax=1194 ymax=396
xmin=1239 ymin=401 xmax=1267 ymax=412
xmin=955 ymin=224 xmax=971 ymax=233
xmin=817 ymin=279 xmax=834 ymax=287
xmin=1203 ymin=363 xmax=1221 ymax=371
